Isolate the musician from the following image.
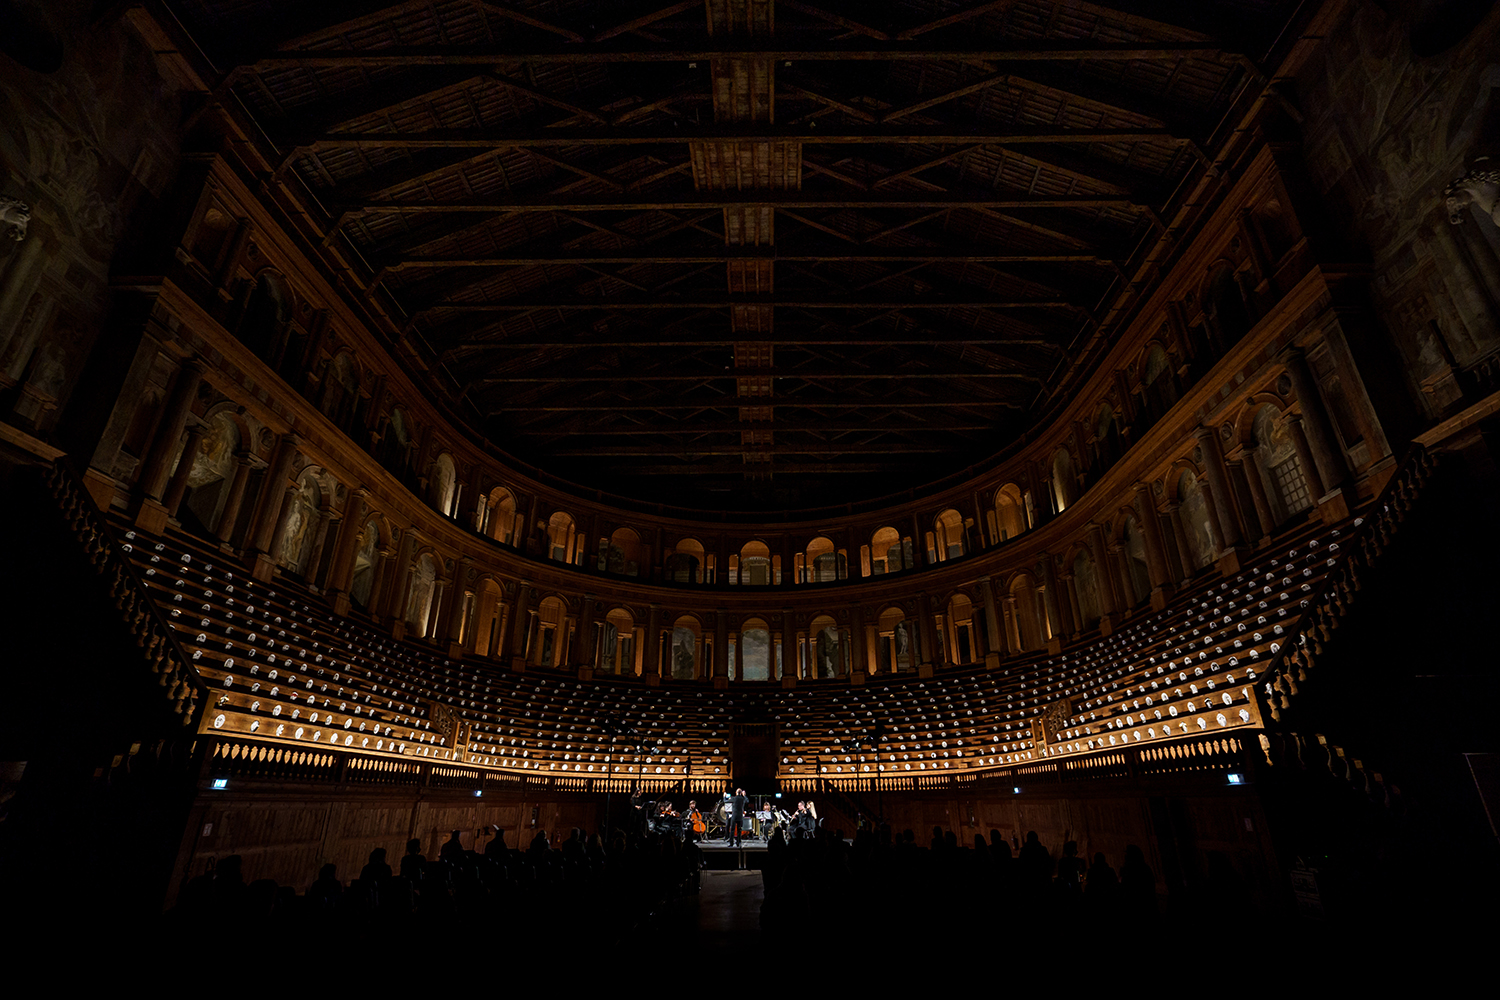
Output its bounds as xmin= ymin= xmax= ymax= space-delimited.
xmin=686 ymin=800 xmax=705 ymax=843
xmin=792 ymin=800 xmax=816 ymax=839
xmin=629 ymin=782 xmax=648 ymax=835
xmin=730 ymin=787 xmax=747 ymax=847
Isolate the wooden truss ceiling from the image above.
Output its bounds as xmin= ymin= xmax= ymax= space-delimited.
xmin=174 ymin=0 xmax=1298 ymax=510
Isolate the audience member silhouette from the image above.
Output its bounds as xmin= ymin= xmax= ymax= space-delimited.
xmin=440 ymin=830 xmax=464 ymax=863
xmin=360 ymin=847 xmax=392 ymax=884
xmin=1120 ymin=844 xmax=1157 ymax=915
xmin=308 ymin=863 xmax=342 ymax=910
xmin=1018 ymin=831 xmax=1052 ymax=899
xmin=400 ymin=839 xmax=426 ymax=882
xmin=1057 ymin=840 xmax=1086 ymax=895
xmin=1086 ymin=851 xmax=1119 ymax=911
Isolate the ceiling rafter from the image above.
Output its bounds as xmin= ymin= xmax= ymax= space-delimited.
xmin=239 ymin=44 xmax=1234 ymax=76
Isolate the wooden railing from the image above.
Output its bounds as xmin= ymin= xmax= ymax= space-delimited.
xmin=42 ymin=460 xmax=205 ymax=725
xmin=1260 ymin=445 xmax=1437 ymax=725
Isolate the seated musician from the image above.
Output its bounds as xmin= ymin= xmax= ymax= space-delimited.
xmin=686 ymin=800 xmax=705 ymax=842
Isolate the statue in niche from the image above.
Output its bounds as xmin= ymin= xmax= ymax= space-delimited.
xmin=1445 ymin=159 xmax=1500 ymax=225
xmin=0 ymin=197 xmax=29 ymax=241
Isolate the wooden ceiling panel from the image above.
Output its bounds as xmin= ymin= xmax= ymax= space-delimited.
xmin=165 ymin=0 xmax=1298 ymax=508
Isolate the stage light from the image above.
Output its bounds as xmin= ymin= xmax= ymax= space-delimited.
xmin=474 ymin=789 xmax=483 ymax=797
xmin=212 ymin=778 xmax=228 ymax=790
xmin=1013 ymin=786 xmax=1021 ymax=794
xmin=1227 ymin=773 xmax=1245 ymax=785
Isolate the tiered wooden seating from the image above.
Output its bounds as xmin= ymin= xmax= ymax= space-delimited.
xmin=114 ymin=508 xmax=1351 ymax=791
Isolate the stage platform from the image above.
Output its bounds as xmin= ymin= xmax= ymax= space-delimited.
xmin=698 ymin=839 xmax=768 ymax=870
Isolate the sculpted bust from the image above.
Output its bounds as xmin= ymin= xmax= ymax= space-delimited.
xmin=0 ymin=197 xmax=30 ymax=242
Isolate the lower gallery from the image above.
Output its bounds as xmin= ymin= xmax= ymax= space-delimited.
xmin=0 ymin=0 xmax=1497 ymax=936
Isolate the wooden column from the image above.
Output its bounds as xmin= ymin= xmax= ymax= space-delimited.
xmin=248 ymin=436 xmax=298 ymax=561
xmin=645 ymin=603 xmax=661 ymax=682
xmin=1134 ymin=484 xmax=1173 ymax=609
xmin=781 ymin=612 xmax=798 ymax=687
xmin=137 ymin=357 xmax=203 ymax=508
xmin=572 ymin=592 xmax=596 ymax=670
xmin=214 ymin=452 xmax=256 ymax=548
xmin=1195 ymin=427 xmax=1244 ymax=547
xmin=915 ymin=591 xmax=937 ymax=675
xmin=1286 ymin=414 xmax=1327 ymax=499
xmin=447 ymin=557 xmax=473 ymax=657
xmin=980 ymin=576 xmax=1004 ymax=665
xmin=161 ymin=419 xmax=206 ymax=519
xmin=849 ymin=605 xmax=867 ymax=682
xmin=326 ymin=493 xmax=368 ymax=612
xmin=508 ymin=581 xmax=532 ymax=670
xmin=1280 ymin=346 xmax=1348 ymax=492
xmin=1238 ymin=448 xmax=1277 ymax=541
xmin=713 ymin=611 xmax=729 ymax=688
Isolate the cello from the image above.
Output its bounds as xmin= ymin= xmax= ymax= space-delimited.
xmin=689 ymin=806 xmax=706 ymax=836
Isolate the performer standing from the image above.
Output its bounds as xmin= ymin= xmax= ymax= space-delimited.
xmin=731 ymin=787 xmax=747 ymax=847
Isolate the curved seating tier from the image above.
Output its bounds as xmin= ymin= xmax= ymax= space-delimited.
xmin=117 ymin=513 xmax=1352 ymax=787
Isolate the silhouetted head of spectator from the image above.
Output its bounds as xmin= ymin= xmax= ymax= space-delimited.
xmin=216 ymin=855 xmax=244 ymax=882
xmin=1025 ymin=831 xmax=1040 ymax=846
xmin=369 ymin=847 xmax=386 ymax=864
xmin=406 ymin=838 xmax=422 ymax=855
xmin=1064 ymin=840 xmax=1079 ymax=857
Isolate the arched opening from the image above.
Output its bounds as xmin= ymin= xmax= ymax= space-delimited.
xmin=1253 ymin=404 xmax=1312 ymax=524
xmin=180 ymin=411 xmax=240 ymax=536
xmin=737 ymin=539 xmax=772 ymax=585
xmin=1178 ymin=471 xmax=1217 ymax=570
xmin=809 ymin=614 xmax=845 ymax=679
xmin=473 ymin=578 xmax=506 ymax=659
xmin=405 ymin=553 xmax=438 ymax=639
xmin=945 ymin=593 xmax=978 ymax=666
xmin=670 ymin=616 xmax=701 ymax=680
xmin=349 ymin=520 xmax=381 ymax=609
xmin=875 ymin=606 xmax=914 ymax=674
xmin=1052 ymin=448 xmax=1077 ymax=513
xmin=739 ymin=617 xmax=771 ymax=681
xmin=484 ymin=487 xmax=518 ymax=544
xmin=601 ymin=607 xmax=637 ymax=676
xmin=279 ymin=470 xmax=323 ymax=578
xmin=535 ymin=596 xmax=568 ymax=668
xmin=601 ymin=526 xmax=646 ymax=577
xmin=429 ymin=453 xmax=457 ymax=517
xmin=545 ymin=511 xmax=581 ymax=565
xmin=866 ymin=525 xmax=910 ymax=576
xmin=932 ymin=509 xmax=966 ymax=562
xmin=992 ymin=483 xmax=1026 ymax=543
xmin=238 ymin=272 xmax=289 ymax=362
xmin=804 ymin=535 xmax=840 ymax=582
xmin=1202 ymin=261 xmax=1251 ymax=349
xmin=667 ymin=538 xmax=706 ymax=584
